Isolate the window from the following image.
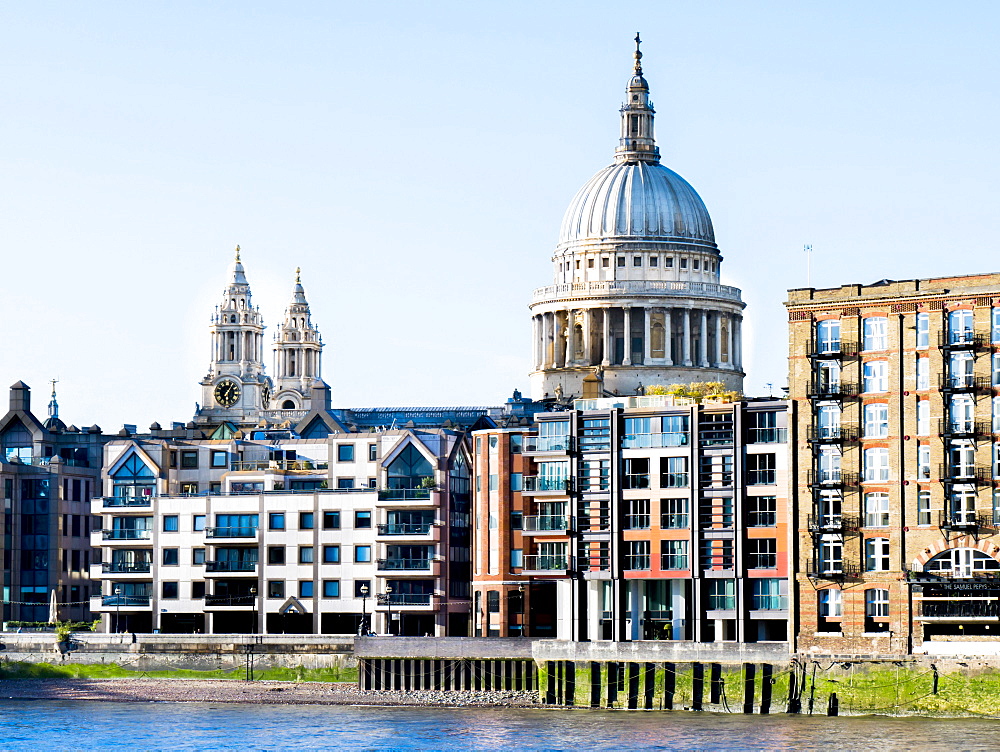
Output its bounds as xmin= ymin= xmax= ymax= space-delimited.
xmin=865 ymin=537 xmax=890 ymax=571
xmin=268 ymin=581 xmax=285 ymax=598
xmin=354 ymin=545 xmax=371 ymax=563
xmin=863 ymin=403 xmax=889 ymax=438
xmin=193 ymin=548 xmax=206 ymax=565
xmin=337 ymin=444 xmax=355 ymax=462
xmin=162 ymin=548 xmax=179 ymax=566
xmin=752 ymin=579 xmax=784 ymax=610
xmin=623 ymin=457 xmax=649 ymax=489
xmin=192 ymin=515 xmax=206 ymax=532
xmin=819 ymin=588 xmax=842 ymax=617
xmin=211 ymin=450 xmax=228 ymax=468
xmin=354 ymin=511 xmax=372 ymax=529
xmin=510 ymin=511 xmax=523 ymax=530
xmin=660 ymin=456 xmax=689 ymax=487
xmin=863 ymin=317 xmax=888 ymax=351
xmin=323 ymin=511 xmax=341 ymax=530
xmin=707 ymin=579 xmax=735 ymax=611
xmin=665 ymin=256 xmax=673 ymax=268
xmin=209 ymin=482 xmax=221 ymax=494
xmin=912 ymin=489 xmax=931 ymax=527
xmin=617 ymin=256 xmax=626 ymax=267
xmin=865 ymin=588 xmax=889 ymax=618
xmin=917 ymin=400 xmax=930 ymax=436
xmin=747 ymin=538 xmax=777 ymax=569
xmin=994 ymin=397 xmax=1000 ymax=434
xmin=299 ymin=581 xmax=314 ymax=598
xmin=915 ymin=356 xmax=929 ymax=390
xmin=995 ymin=489 xmax=1000 ymax=526
xmin=649 ymin=256 xmax=658 ymax=267
xmin=693 ymin=258 xmax=700 ymax=270
xmin=180 ymin=482 xmax=198 ymax=494
xmin=747 ymin=411 xmax=783 ymax=443
xmin=816 ymin=320 xmax=841 ymax=353
xmin=269 ymin=513 xmax=285 ymax=530
xmin=180 ymin=451 xmax=199 ymax=469
xmin=488 ymin=474 xmax=498 ymax=491
xmin=323 ymin=545 xmax=341 ymax=564
xmin=625 ymin=498 xmax=650 ymax=530
xmin=747 ymin=454 xmax=776 ymax=485
xmin=624 ymin=540 xmax=650 ymax=570
xmin=864 ymin=492 xmax=890 ymax=527
xmin=299 ymin=512 xmax=315 ymax=530
xmin=816 ymin=403 xmax=841 ymax=438
xmin=354 ymin=580 xmax=371 ymax=598
xmin=748 ymin=496 xmax=777 ymax=527
xmin=163 ymin=515 xmax=178 ymax=532
xmin=601 ymin=257 xmax=609 ymax=268
xmin=916 ymin=312 xmax=929 ymax=348
xmin=863 ymin=361 xmax=888 ymax=393
xmin=864 ymin=447 xmax=890 ymax=482
xmin=918 ymin=444 xmax=931 ymax=481
xmin=818 ymin=535 xmax=843 ymax=574
xmin=368 ymin=443 xmax=377 ymax=461
xmin=294 ymin=547 xmax=311 ymax=565
xmin=268 ymin=546 xmax=285 ymax=565
xmin=660 ymin=498 xmax=689 ymax=528
xmin=192 ymin=581 xmax=205 ymax=599
xmin=680 ymin=257 xmax=688 ymax=269
xmin=993 ymin=353 xmax=1000 ymax=387
xmin=323 ymin=580 xmax=341 ymax=598
xmin=161 ymin=582 xmax=178 ymax=599
xmin=633 ymin=256 xmax=642 ymax=267
xmin=510 ymin=473 xmax=523 ymax=491
xmin=948 ymin=309 xmax=974 ymax=344
xmin=337 ymin=478 xmax=355 ymax=490
xmin=660 ymin=540 xmax=688 ymax=570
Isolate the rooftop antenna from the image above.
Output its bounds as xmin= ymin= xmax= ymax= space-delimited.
xmin=804 ymin=244 xmax=813 ymax=287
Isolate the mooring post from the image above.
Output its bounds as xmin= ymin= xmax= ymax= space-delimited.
xmin=742 ymin=663 xmax=755 ymax=714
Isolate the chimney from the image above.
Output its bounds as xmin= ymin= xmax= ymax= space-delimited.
xmin=9 ymin=381 xmax=30 ymax=412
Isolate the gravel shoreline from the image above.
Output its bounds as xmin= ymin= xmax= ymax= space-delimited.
xmin=0 ymin=678 xmax=541 ymax=708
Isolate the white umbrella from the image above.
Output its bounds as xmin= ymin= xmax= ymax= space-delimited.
xmin=48 ymin=589 xmax=58 ymax=624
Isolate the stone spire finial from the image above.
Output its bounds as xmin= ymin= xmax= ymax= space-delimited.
xmin=614 ymin=35 xmax=659 ymax=165
xmin=235 ymin=244 xmax=241 ymax=262
xmin=633 ymin=32 xmax=642 ymax=75
xmin=296 ymin=267 xmax=301 ymax=283
xmin=48 ymin=378 xmax=59 ymax=420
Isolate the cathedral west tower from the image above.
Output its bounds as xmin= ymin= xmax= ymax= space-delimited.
xmin=272 ymin=268 xmax=323 ymax=410
xmin=529 ymin=36 xmax=745 ymax=400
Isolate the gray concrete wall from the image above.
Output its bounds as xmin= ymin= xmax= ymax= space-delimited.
xmin=0 ymin=633 xmax=356 ymax=672
xmin=355 ymin=636 xmax=535 ymax=659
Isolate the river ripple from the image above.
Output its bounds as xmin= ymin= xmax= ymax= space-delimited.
xmin=1 ymin=700 xmax=999 ymax=750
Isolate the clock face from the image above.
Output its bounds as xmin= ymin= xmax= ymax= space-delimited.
xmin=214 ymin=380 xmax=241 ymax=407
xmin=261 ymin=383 xmax=271 ymax=408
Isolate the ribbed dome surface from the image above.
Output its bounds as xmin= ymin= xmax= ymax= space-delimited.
xmin=559 ymin=161 xmax=715 ymax=247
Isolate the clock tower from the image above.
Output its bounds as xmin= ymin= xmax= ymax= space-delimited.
xmin=194 ymin=246 xmax=274 ymax=427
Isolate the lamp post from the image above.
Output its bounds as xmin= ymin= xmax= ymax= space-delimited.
xmin=385 ymin=585 xmax=394 ymax=636
xmin=250 ymin=586 xmax=258 ymax=634
xmin=360 ymin=584 xmax=369 ymax=636
xmin=114 ymin=586 xmax=122 ymax=634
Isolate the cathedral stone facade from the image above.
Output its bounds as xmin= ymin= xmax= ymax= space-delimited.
xmin=529 ymin=38 xmax=745 ymax=400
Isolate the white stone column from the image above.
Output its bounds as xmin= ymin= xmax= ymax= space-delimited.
xmin=682 ymin=309 xmax=692 ymax=366
xmin=532 ymin=315 xmax=540 ymax=370
xmin=643 ymin=307 xmax=652 ymax=365
xmin=726 ymin=314 xmax=735 ymax=369
xmin=734 ymin=315 xmax=743 ymax=371
xmin=715 ymin=312 xmax=723 ymax=368
xmin=541 ymin=314 xmax=550 ymax=369
xmin=583 ymin=309 xmax=592 ymax=365
xmin=664 ymin=309 xmax=673 ymax=365
xmin=622 ymin=306 xmax=633 ymax=366
xmin=565 ymin=310 xmax=575 ymax=366
xmin=601 ymin=308 xmax=611 ymax=366
xmin=700 ymin=310 xmax=709 ymax=367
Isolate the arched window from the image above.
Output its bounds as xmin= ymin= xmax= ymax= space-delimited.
xmin=573 ymin=324 xmax=584 ymax=360
xmin=281 ymin=400 xmax=296 ymax=410
xmin=924 ymin=548 xmax=1000 ymax=577
xmin=651 ymin=321 xmax=665 ymax=356
xmin=230 ymin=314 xmax=237 ymax=324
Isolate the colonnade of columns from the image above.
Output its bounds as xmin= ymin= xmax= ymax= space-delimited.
xmin=531 ymin=306 xmax=742 ymax=372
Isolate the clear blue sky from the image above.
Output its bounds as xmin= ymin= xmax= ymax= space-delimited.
xmin=2 ymin=1 xmax=999 ymax=430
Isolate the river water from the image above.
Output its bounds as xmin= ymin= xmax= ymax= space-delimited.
xmin=1 ymin=700 xmax=998 ymax=750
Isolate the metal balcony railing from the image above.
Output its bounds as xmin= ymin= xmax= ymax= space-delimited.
xmin=660 ymin=472 xmax=690 ymax=488
xmin=807 ymin=561 xmax=861 ymax=580
xmin=377 ymin=488 xmax=432 ymax=500
xmin=807 ymin=425 xmax=859 ymax=443
xmin=522 ymin=515 xmax=570 ymax=532
xmin=203 ymin=594 xmax=256 ymax=607
xmin=376 ymin=593 xmax=433 ymax=606
xmin=376 ymin=522 xmax=434 ymax=536
xmin=938 ymin=465 xmax=992 ymax=485
xmin=102 ymin=529 xmax=152 ymax=541
xmin=939 ymin=511 xmax=994 ymax=531
xmin=660 ymin=554 xmax=689 ymax=570
xmin=807 ymin=382 xmax=859 ymax=400
xmin=905 ymin=565 xmax=1000 ymax=582
xmin=622 ymin=433 xmax=689 ymax=449
xmin=938 ymin=374 xmax=992 ymax=393
xmin=752 ymin=595 xmax=789 ymax=611
xmin=205 ymin=561 xmax=258 ymax=573
xmin=522 ymin=554 xmax=572 ymax=571
xmin=101 ymin=497 xmax=154 ymax=508
xmin=808 ymin=339 xmax=858 ymax=359
xmin=522 ymin=476 xmax=573 ymax=493
xmin=622 ymin=474 xmax=650 ymax=490
xmin=807 ymin=470 xmax=859 ymax=487
xmin=204 ymin=526 xmax=258 ymax=539
xmin=939 ymin=420 xmax=992 ymax=438
xmin=376 ymin=558 xmax=431 ymax=571
xmin=523 ymin=435 xmax=574 ymax=453
xmin=807 ymin=514 xmax=859 ymax=535
xmin=747 ymin=470 xmax=777 ymax=486
xmin=102 ymin=562 xmax=151 ymax=574
xmin=747 ymin=427 xmax=789 ymax=444
xmin=101 ymin=595 xmax=150 ymax=607
xmin=624 ymin=554 xmax=651 ymax=571
xmin=939 ymin=331 xmax=986 ymax=349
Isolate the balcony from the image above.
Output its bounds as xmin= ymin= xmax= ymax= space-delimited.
xmin=376 ymin=558 xmax=432 ymax=571
xmin=808 ymin=340 xmax=858 ymax=359
xmin=807 ymin=514 xmax=859 ymax=535
xmin=939 ymin=511 xmax=994 ymax=532
xmin=660 ymin=472 xmax=690 ymax=488
xmin=699 ymin=429 xmax=734 ymax=447
xmin=807 ymin=425 xmax=859 ymax=443
xmin=622 ymin=433 xmax=689 ymax=449
xmin=938 ymin=465 xmax=992 ymax=485
xmin=204 ymin=594 xmax=257 ymax=608
xmin=522 ymin=554 xmax=573 ymax=574
xmin=375 ymin=593 xmax=434 ymax=607
xmin=204 ymin=526 xmax=258 ymax=539
xmin=747 ymin=427 xmax=789 ymax=444
xmin=939 ymin=420 xmax=992 ymax=439
xmin=230 ymin=459 xmax=328 ymax=471
xmin=377 ymin=488 xmax=432 ymax=501
xmin=101 ymin=595 xmax=151 ymax=608
xmin=807 ymin=562 xmax=861 ymax=580
xmin=807 ymin=382 xmax=859 ymax=400
xmin=624 ymin=555 xmax=651 ymax=571
xmin=807 ymin=470 xmax=859 ymax=487
xmin=622 ymin=474 xmax=650 ymax=490
xmin=522 ymin=515 xmax=571 ymax=533
xmin=939 ymin=331 xmax=986 ymax=350
xmin=376 ymin=522 xmax=434 ymax=536
xmin=102 ymin=562 xmax=151 ymax=574
xmin=746 ymin=470 xmax=776 ymax=486
xmin=102 ymin=529 xmax=152 ymax=541
xmin=660 ymin=555 xmax=689 ymax=571
xmin=101 ymin=497 xmax=153 ymax=508
xmin=523 ymin=435 xmax=574 ymax=454
xmin=522 ymin=476 xmax=573 ymax=494
xmin=205 ymin=561 xmax=258 ymax=573
xmin=938 ymin=374 xmax=992 ymax=394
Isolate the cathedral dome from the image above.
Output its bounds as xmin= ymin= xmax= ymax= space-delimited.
xmin=558 ymin=160 xmax=716 ymax=249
